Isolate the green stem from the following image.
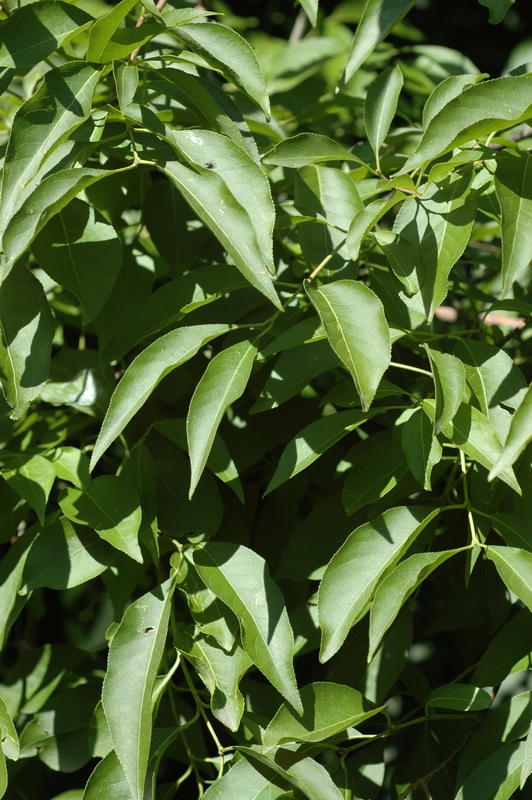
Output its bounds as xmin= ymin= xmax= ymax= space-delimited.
xmin=389 ymin=361 xmax=433 ymax=378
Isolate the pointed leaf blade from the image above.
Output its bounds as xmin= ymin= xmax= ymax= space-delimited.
xmin=424 ymin=347 xmax=465 ymax=434
xmin=187 ymin=340 xmax=256 ymax=497
xmin=364 ymin=65 xmax=404 ymax=160
xmin=494 ymin=150 xmax=532 ymax=297
xmin=192 ymin=543 xmax=302 ymax=713
xmin=486 ymin=545 xmax=532 ymax=612
xmin=306 ymin=280 xmax=390 ymax=411
xmin=102 ymin=580 xmax=174 ymax=800
xmin=400 ymin=408 xmax=442 ymax=490
xmin=489 ymin=383 xmax=532 ymax=481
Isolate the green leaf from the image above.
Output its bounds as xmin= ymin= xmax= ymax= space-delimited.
xmin=47 ymin=447 xmax=91 ymax=491
xmin=423 ymin=74 xmax=485 ymax=128
xmin=263 ymin=133 xmax=365 ymax=169
xmin=0 ymin=264 xmax=54 ymax=420
xmin=175 ymin=626 xmax=252 ymax=731
xmin=454 ymin=339 xmax=527 ymax=416
xmin=521 ymin=720 xmax=532 ymax=789
xmin=83 ymin=750 xmax=130 ymax=800
xmin=492 ymin=512 xmax=532 ymax=551
xmin=424 ymin=347 xmax=466 ymax=434
xmin=0 ymin=695 xmax=19 ymax=761
xmin=187 ymin=340 xmax=256 ymax=497
xmin=472 ymin=608 xmax=532 ymax=686
xmin=263 ymin=682 xmax=384 ymax=749
xmin=114 ymin=62 xmax=138 ymax=114
xmin=364 ymin=65 xmax=404 ymax=164
xmin=241 ymin=746 xmax=344 ymax=800
xmin=261 ymin=317 xmax=325 ymax=358
xmin=373 ymin=230 xmax=423 ymax=297
xmin=87 ymin=0 xmax=164 ymax=63
xmin=402 ymin=75 xmax=532 ymax=172
xmin=455 ymin=741 xmax=525 ymax=800
xmin=297 ymin=0 xmax=318 ymax=26
xmin=2 ymin=167 xmax=123 ymax=274
xmin=318 ymin=506 xmax=440 ymax=662
xmin=265 ymin=409 xmax=377 ymax=495
xmin=59 ymin=475 xmax=142 ymax=563
xmin=0 ymin=523 xmax=39 ymax=649
xmin=32 ymin=199 xmax=122 ymax=325
xmin=0 ymin=63 xmax=101 ymax=240
xmin=3 ymin=455 xmax=56 ymax=523
xmin=400 ymin=408 xmax=442 ymax=490
xmin=174 ymin=22 xmax=270 ymax=118
xmin=393 ymin=168 xmax=481 ymax=319
xmin=346 ymin=192 xmax=405 ymax=261
xmin=341 ymin=0 xmax=416 ymax=86
xmin=489 ymin=383 xmax=532 ymax=481
xmin=0 ymin=2 xmax=93 ymax=68
xmin=342 ymin=435 xmax=411 ymax=516
xmin=192 ymin=543 xmax=302 ymax=713
xmin=161 ymin=161 xmax=281 ymax=309
xmin=427 ymin=684 xmax=492 ymax=712
xmin=91 ymin=324 xmax=230 ymax=468
xmin=478 ymin=0 xmax=515 ymax=24
xmin=306 ymin=280 xmax=390 ymax=411
xmin=102 ymin=580 xmax=174 ymax=800
xmin=369 ymin=549 xmax=462 ymax=659
xmin=100 ymin=264 xmax=244 ymax=363
xmin=22 ymin=516 xmax=114 ymax=593
xmin=251 ymin=340 xmax=339 ymax=414
xmin=494 ymin=150 xmax=532 ymax=297
xmin=202 ymin=756 xmax=289 ymax=800
xmin=486 ymin=545 xmax=532 ymax=611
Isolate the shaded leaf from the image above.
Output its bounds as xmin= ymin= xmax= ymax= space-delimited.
xmin=426 ymin=684 xmax=492 ymax=712
xmin=342 ymin=436 xmax=410 ymax=516
xmin=494 ymin=150 xmax=532 ymax=297
xmin=306 ymin=280 xmax=390 ymax=411
xmin=102 ymin=580 xmax=174 ymax=800
xmin=59 ymin=475 xmax=142 ymax=563
xmin=486 ymin=545 xmax=532 ymax=611
xmin=91 ymin=324 xmax=230 ymax=468
xmin=3 ymin=455 xmax=55 ymax=523
xmin=346 ymin=192 xmax=405 ymax=261
xmin=0 ymin=264 xmax=54 ymax=420
xmin=455 ymin=741 xmax=525 ymax=800
xmin=202 ymin=755 xmax=289 ymax=800
xmin=424 ymin=348 xmax=466 ymax=434
xmin=489 ymin=383 xmax=532 ymax=481
xmin=364 ymin=65 xmax=404 ymax=163
xmin=478 ymin=0 xmax=515 ymax=24
xmin=400 ymin=407 xmax=442 ymax=490
xmin=454 ymin=339 xmax=527 ymax=416
xmin=242 ymin=745 xmax=343 ymax=800
xmin=318 ymin=506 xmax=440 ymax=662
xmin=263 ymin=133 xmax=365 ymax=169
xmin=187 ymin=340 xmax=257 ymax=497
xmin=87 ymin=0 xmax=163 ymax=62
xmin=193 ymin=543 xmax=302 ymax=713
xmin=472 ymin=608 xmax=532 ymax=686
xmin=263 ymin=682 xmax=384 ymax=749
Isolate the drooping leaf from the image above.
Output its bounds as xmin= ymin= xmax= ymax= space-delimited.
xmin=318 ymin=506 xmax=440 ymax=661
xmin=494 ymin=150 xmax=532 ymax=297
xmin=22 ymin=516 xmax=115 ymax=592
xmin=424 ymin=347 xmax=466 ymax=434
xmin=489 ymin=383 xmax=532 ymax=481
xmin=306 ymin=280 xmax=390 ymax=411
xmin=59 ymin=475 xmax=143 ymax=563
xmin=0 ymin=2 xmax=93 ymax=68
xmin=400 ymin=407 xmax=442 ymax=490
xmin=91 ymin=324 xmax=230 ymax=468
xmin=0 ymin=63 xmax=101 ymax=239
xmin=173 ymin=22 xmax=270 ymax=118
xmin=265 ymin=409 xmax=377 ymax=495
xmin=161 ymin=161 xmax=280 ymax=308
xmin=369 ymin=549 xmax=462 ymax=659
xmin=402 ymin=75 xmax=532 ymax=172
xmin=187 ymin=340 xmax=257 ymax=497
xmin=341 ymin=0 xmax=416 ymax=86
xmin=426 ymin=684 xmax=492 ymax=712
xmin=192 ymin=543 xmax=302 ymax=713
xmin=0 ymin=264 xmax=55 ymax=420
xmin=364 ymin=65 xmax=404 ymax=165
xmin=486 ymin=545 xmax=532 ymax=612
xmin=263 ymin=682 xmax=384 ymax=749
xmin=263 ymin=133 xmax=365 ymax=169
xmin=32 ymin=199 xmax=121 ymax=324
xmin=175 ymin=625 xmax=252 ymax=731
xmin=102 ymin=580 xmax=174 ymax=800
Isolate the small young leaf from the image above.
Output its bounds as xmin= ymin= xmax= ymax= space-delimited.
xmin=187 ymin=340 xmax=256 ymax=497
xmin=426 ymin=684 xmax=492 ymax=712
xmin=494 ymin=150 xmax=532 ymax=297
xmin=263 ymin=682 xmax=384 ymax=749
xmin=400 ymin=407 xmax=442 ymax=490
xmin=265 ymin=409 xmax=377 ymax=495
xmin=0 ymin=264 xmax=54 ymax=420
xmin=318 ymin=506 xmax=440 ymax=662
xmin=306 ymin=280 xmax=390 ymax=411
xmin=424 ymin=347 xmax=466 ymax=434
xmin=102 ymin=580 xmax=174 ymax=800
xmin=364 ymin=65 xmax=404 ymax=163
xmin=193 ymin=543 xmax=302 ymax=713
xmin=59 ymin=475 xmax=143 ymax=563
xmin=114 ymin=62 xmax=138 ymax=113
xmin=91 ymin=324 xmax=230 ymax=468
xmin=341 ymin=0 xmax=416 ymax=86
xmin=489 ymin=383 xmax=532 ymax=481
xmin=486 ymin=545 xmax=532 ymax=612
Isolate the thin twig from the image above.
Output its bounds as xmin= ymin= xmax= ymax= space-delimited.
xmin=130 ymin=0 xmax=168 ymax=61
xmin=288 ymin=7 xmax=307 ymax=45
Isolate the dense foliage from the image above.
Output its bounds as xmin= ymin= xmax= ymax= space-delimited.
xmin=0 ymin=0 xmax=532 ymax=797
